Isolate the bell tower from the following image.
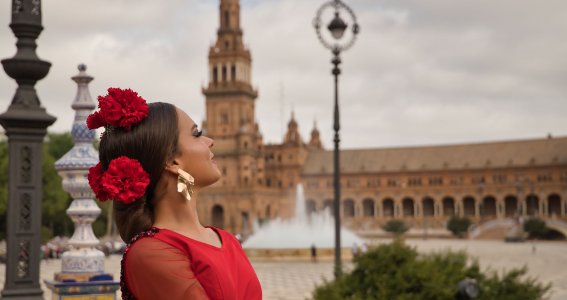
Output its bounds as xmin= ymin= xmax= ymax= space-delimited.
xmin=202 ymin=0 xmax=262 ymax=189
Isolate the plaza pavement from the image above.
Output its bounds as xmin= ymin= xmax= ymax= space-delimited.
xmin=0 ymin=256 xmax=339 ymax=300
xmin=1 ymin=239 xmax=566 ymax=299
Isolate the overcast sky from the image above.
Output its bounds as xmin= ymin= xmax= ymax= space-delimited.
xmin=1 ymin=0 xmax=566 ymax=149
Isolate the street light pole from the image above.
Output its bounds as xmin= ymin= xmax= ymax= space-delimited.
xmin=314 ymin=0 xmax=359 ymax=279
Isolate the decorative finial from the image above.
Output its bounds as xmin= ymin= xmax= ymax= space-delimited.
xmin=78 ymin=64 xmax=87 ymax=71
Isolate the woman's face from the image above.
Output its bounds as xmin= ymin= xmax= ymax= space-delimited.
xmin=174 ymin=108 xmax=221 ymax=187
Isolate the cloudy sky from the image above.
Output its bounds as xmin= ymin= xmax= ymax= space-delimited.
xmin=0 ymin=0 xmax=566 ymax=149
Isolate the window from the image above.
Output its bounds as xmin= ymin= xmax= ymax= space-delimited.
xmin=221 ymin=112 xmax=229 ymax=124
xmin=346 ymin=179 xmax=360 ymax=188
xmin=408 ymin=177 xmax=423 ymax=186
xmin=367 ymin=178 xmax=380 ymax=188
xmin=493 ymin=174 xmax=507 ymax=184
xmin=449 ymin=176 xmax=464 ymax=185
xmin=472 ymin=176 xmax=485 ymax=184
xmin=537 ymin=174 xmax=552 ymax=182
xmin=387 ymin=178 xmax=398 ymax=187
xmin=224 ymin=11 xmax=229 ymax=26
xmin=428 ymin=176 xmax=443 ymax=186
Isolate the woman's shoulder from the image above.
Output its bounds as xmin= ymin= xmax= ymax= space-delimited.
xmin=126 ymin=234 xmax=186 ymax=264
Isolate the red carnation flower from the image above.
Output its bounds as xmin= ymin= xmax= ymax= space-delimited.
xmin=97 ymin=88 xmax=149 ymax=131
xmin=85 ymin=87 xmax=149 ymax=131
xmin=86 ymin=111 xmax=105 ymax=130
xmin=99 ymin=156 xmax=150 ymax=204
xmin=88 ymin=163 xmax=111 ymax=201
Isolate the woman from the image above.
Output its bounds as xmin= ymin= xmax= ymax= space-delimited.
xmin=87 ymin=88 xmax=262 ymax=300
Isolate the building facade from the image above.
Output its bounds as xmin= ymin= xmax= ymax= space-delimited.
xmin=199 ymin=0 xmax=567 ymax=238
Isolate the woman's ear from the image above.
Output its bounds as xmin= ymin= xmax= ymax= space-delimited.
xmin=164 ymin=159 xmax=180 ymax=175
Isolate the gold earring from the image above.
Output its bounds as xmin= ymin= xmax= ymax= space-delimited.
xmin=177 ymin=169 xmax=195 ymax=201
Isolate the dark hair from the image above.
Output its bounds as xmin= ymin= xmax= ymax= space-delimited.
xmin=99 ymin=102 xmax=179 ymax=242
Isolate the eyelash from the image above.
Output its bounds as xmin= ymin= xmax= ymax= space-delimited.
xmin=193 ymin=130 xmax=203 ymax=137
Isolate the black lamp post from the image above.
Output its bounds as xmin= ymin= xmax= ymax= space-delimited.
xmin=313 ymin=0 xmax=359 ymax=278
xmin=0 ymin=1 xmax=55 ymax=298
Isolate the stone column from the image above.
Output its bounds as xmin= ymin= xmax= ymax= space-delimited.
xmin=0 ymin=1 xmax=56 ymax=298
xmin=44 ymin=65 xmax=119 ymax=297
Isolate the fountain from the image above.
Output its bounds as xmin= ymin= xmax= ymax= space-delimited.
xmin=243 ymin=184 xmax=362 ymax=251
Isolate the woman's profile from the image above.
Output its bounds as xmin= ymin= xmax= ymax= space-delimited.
xmin=87 ymin=88 xmax=262 ymax=300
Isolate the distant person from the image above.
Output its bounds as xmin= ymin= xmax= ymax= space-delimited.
xmin=87 ymin=88 xmax=261 ymax=300
xmin=352 ymin=242 xmax=359 ymax=260
xmin=311 ymin=244 xmax=318 ymax=263
xmin=361 ymin=242 xmax=368 ymax=254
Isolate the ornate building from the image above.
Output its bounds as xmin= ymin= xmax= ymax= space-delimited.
xmin=199 ymin=0 xmax=567 ymax=238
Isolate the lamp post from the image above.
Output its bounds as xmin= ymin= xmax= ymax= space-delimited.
xmin=313 ymin=0 xmax=359 ymax=278
xmin=0 ymin=0 xmax=56 ymax=298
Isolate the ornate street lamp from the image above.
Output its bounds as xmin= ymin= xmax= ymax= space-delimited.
xmin=313 ymin=0 xmax=359 ymax=278
xmin=0 ymin=0 xmax=56 ymax=298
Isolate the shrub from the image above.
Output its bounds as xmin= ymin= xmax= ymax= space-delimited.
xmin=447 ymin=216 xmax=472 ymax=238
xmin=382 ymin=220 xmax=409 ymax=236
xmin=313 ymin=240 xmax=550 ymax=300
xmin=523 ymin=218 xmax=548 ymax=239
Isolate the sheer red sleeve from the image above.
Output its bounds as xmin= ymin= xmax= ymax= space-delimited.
xmin=125 ymin=238 xmax=210 ymax=300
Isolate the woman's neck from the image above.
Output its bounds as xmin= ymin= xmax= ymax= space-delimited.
xmin=152 ymin=179 xmax=206 ymax=234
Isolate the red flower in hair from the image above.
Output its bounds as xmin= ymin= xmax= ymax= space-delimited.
xmin=86 ymin=88 xmax=149 ymax=131
xmin=87 ymin=157 xmax=150 ymax=204
xmin=100 ymin=156 xmax=150 ymax=204
xmin=86 ymin=111 xmax=105 ymax=130
xmin=88 ymin=163 xmax=111 ymax=201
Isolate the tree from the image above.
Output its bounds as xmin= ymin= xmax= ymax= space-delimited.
xmin=523 ymin=218 xmax=548 ymax=239
xmin=1 ymin=132 xmax=108 ymax=241
xmin=41 ymin=133 xmax=76 ymax=241
xmin=382 ymin=219 xmax=409 ymax=237
xmin=447 ymin=216 xmax=472 ymax=238
xmin=313 ymin=240 xmax=550 ymax=300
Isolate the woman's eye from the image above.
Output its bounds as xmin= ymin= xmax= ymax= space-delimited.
xmin=193 ymin=130 xmax=203 ymax=137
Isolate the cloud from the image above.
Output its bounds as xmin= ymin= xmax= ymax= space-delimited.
xmin=0 ymin=0 xmax=565 ymax=149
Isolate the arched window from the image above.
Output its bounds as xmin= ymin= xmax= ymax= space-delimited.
xmin=463 ymin=196 xmax=475 ymax=217
xmin=482 ymin=196 xmax=497 ymax=217
xmin=224 ymin=10 xmax=230 ymax=26
xmin=422 ymin=197 xmax=434 ymax=217
xmin=526 ymin=194 xmax=539 ymax=216
xmin=402 ymin=197 xmax=415 ymax=217
xmin=362 ymin=198 xmax=375 ymax=217
xmin=442 ymin=197 xmax=455 ymax=216
xmin=504 ymin=195 xmax=518 ymax=217
xmin=548 ymin=194 xmax=561 ymax=216
xmin=212 ymin=205 xmax=224 ymax=228
xmin=383 ymin=198 xmax=394 ymax=217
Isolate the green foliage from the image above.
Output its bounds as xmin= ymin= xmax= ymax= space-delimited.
xmin=447 ymin=216 xmax=472 ymax=238
xmin=92 ymin=201 xmax=110 ymax=237
xmin=0 ymin=132 xmax=108 ymax=241
xmin=313 ymin=241 xmax=550 ymax=300
xmin=523 ymin=218 xmax=548 ymax=239
xmin=46 ymin=132 xmax=74 ymax=160
xmin=382 ymin=220 xmax=409 ymax=236
xmin=41 ymin=144 xmax=74 ymax=238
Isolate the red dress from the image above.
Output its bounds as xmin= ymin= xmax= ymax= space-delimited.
xmin=122 ymin=227 xmax=262 ymax=300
